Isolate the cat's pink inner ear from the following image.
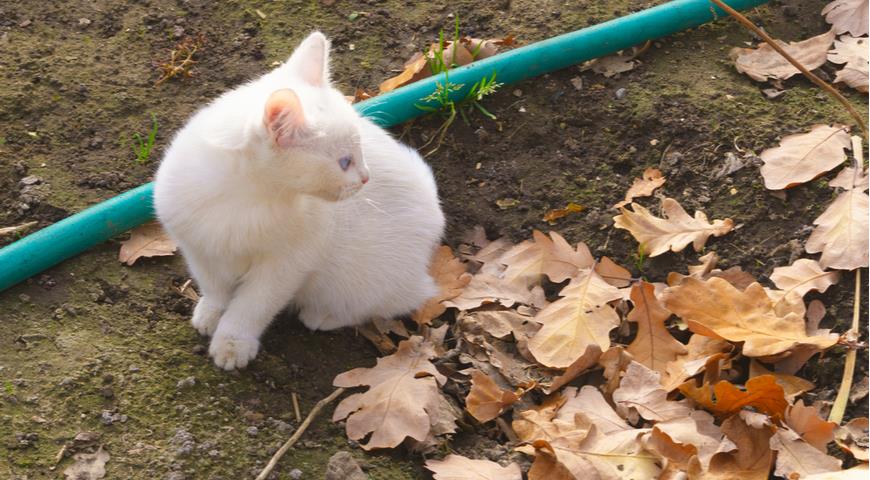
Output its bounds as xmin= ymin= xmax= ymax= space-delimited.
xmin=263 ymin=89 xmax=305 ymax=148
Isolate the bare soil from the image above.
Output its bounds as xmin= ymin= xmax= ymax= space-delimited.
xmin=1 ymin=0 xmax=866 ymax=478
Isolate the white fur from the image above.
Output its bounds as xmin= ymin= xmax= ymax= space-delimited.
xmin=154 ymin=32 xmax=444 ymax=370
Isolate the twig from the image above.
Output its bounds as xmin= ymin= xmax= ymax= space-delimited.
xmin=828 ymin=137 xmax=865 ymax=424
xmin=710 ymin=0 xmax=869 ymax=140
xmin=291 ymin=392 xmax=302 ymax=423
xmin=255 ymin=388 xmax=346 ymax=480
xmin=495 ymin=417 xmax=519 ymax=443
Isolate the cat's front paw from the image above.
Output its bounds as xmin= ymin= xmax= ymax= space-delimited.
xmin=209 ymin=333 xmax=259 ymax=370
xmin=191 ymin=299 xmax=224 ymax=336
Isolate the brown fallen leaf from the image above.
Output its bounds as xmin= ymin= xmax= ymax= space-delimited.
xmin=822 ymin=0 xmax=869 ymax=37
xmin=663 ymin=277 xmax=838 ymax=357
xmin=425 ymin=454 xmax=522 ymax=480
xmin=785 ymin=400 xmax=837 ymax=451
xmin=379 ymin=52 xmax=430 ymax=93
xmin=332 ymin=337 xmax=456 ymax=450
xmin=63 ymin=446 xmax=110 ymax=480
xmin=759 ymin=124 xmax=851 ymax=190
xmin=528 ymin=269 xmax=623 ymax=368
xmin=834 ymin=417 xmax=869 ymax=461
xmin=542 ymin=345 xmax=602 ymax=394
xmin=625 ymin=281 xmax=687 ymax=376
xmin=679 ymin=375 xmax=788 ymax=421
xmin=516 ymin=386 xmax=660 ymax=479
xmin=500 ymin=230 xmax=594 ymax=286
xmin=748 ymin=360 xmax=814 ymax=400
xmin=830 ymin=165 xmax=870 ymax=191
xmin=118 ymin=221 xmax=177 ymax=266
xmin=661 ymin=335 xmax=733 ymax=391
xmin=771 ymin=427 xmax=842 ymax=478
xmin=412 ymin=246 xmax=472 ymax=325
xmin=613 ymin=362 xmax=693 ymax=423
xmin=613 ymin=167 xmax=666 ymax=209
xmin=688 ymin=415 xmax=774 ymax=480
xmin=730 ymin=29 xmax=836 ymax=82
xmin=542 ymin=202 xmax=584 ymax=224
xmin=584 ymin=50 xmax=640 ymax=78
xmin=804 ymin=465 xmax=870 ymax=479
xmin=643 ymin=410 xmax=723 ymax=471
xmin=770 ymin=258 xmax=840 ymax=298
xmin=806 ymin=143 xmax=870 ymax=270
xmin=828 ymin=36 xmax=869 ymax=92
xmin=594 ymin=256 xmax=632 ymax=287
xmin=614 ymin=198 xmax=734 ymax=257
xmin=442 ymin=273 xmax=546 ymax=311
xmin=465 ymin=370 xmax=520 ymax=423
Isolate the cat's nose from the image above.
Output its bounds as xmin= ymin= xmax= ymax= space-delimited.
xmin=361 ymin=174 xmax=369 ymax=184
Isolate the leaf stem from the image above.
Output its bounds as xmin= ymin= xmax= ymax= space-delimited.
xmin=828 ymin=269 xmax=861 ymax=424
xmin=710 ymin=0 xmax=868 ymax=140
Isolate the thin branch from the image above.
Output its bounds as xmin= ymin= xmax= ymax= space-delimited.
xmin=255 ymin=388 xmax=346 ymax=480
xmin=710 ymin=0 xmax=869 ymax=140
xmin=829 ymin=269 xmax=861 ymax=424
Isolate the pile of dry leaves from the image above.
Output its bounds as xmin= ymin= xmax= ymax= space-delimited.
xmin=332 ymin=124 xmax=867 ymax=478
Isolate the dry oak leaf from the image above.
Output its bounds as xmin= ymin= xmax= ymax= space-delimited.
xmin=500 ymin=230 xmax=594 ymax=286
xmin=594 ymin=256 xmax=632 ymax=287
xmin=822 ymin=0 xmax=869 ymax=37
xmin=784 ymin=401 xmax=837 ymax=451
xmin=759 ymin=124 xmax=851 ymax=190
xmin=730 ymin=29 xmax=835 ymax=82
xmin=425 ymin=454 xmax=522 ymax=480
xmin=806 ymin=164 xmax=870 ymax=270
xmin=828 ymin=36 xmax=869 ymax=92
xmin=379 ymin=51 xmax=430 ymax=93
xmin=118 ymin=221 xmax=177 ymax=266
xmin=517 ymin=387 xmax=659 ymax=480
xmin=614 ymin=198 xmax=734 ymax=257
xmin=411 ymin=245 xmax=472 ymax=326
xmin=663 ymin=277 xmax=839 ymax=357
xmin=332 ymin=337 xmax=456 ymax=450
xmin=625 ymin=281 xmax=687 ymax=376
xmin=660 ymin=335 xmax=733 ymax=391
xmin=804 ymin=465 xmax=870 ymax=479
xmin=443 ymin=273 xmax=546 ymax=311
xmin=542 ymin=345 xmax=602 ymax=394
xmin=830 ymin=165 xmax=869 ymax=191
xmin=528 ymin=269 xmax=623 ymax=368
xmin=643 ymin=410 xmax=724 ymax=471
xmin=613 ymin=167 xmax=666 ymax=209
xmin=770 ymin=258 xmax=840 ymax=299
xmin=688 ymin=415 xmax=774 ymax=480
xmin=612 ymin=361 xmax=693 ymax=423
xmin=748 ymin=360 xmax=815 ymax=400
xmin=679 ymin=375 xmax=788 ymax=421
xmin=543 ymin=202 xmax=584 ymax=224
xmin=465 ymin=370 xmax=520 ymax=423
xmin=834 ymin=417 xmax=869 ymax=461
xmin=770 ymin=427 xmax=842 ymax=479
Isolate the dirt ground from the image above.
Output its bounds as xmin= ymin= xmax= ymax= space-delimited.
xmin=1 ymin=0 xmax=867 ymax=478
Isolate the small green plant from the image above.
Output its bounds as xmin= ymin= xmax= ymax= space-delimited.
xmin=131 ymin=113 xmax=159 ymax=164
xmin=415 ymin=16 xmax=503 ymax=155
xmin=633 ymin=248 xmax=647 ymax=272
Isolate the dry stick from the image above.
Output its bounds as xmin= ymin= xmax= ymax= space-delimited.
xmin=710 ymin=0 xmax=869 ymax=140
xmin=291 ymin=392 xmax=302 ymax=423
xmin=829 ymin=269 xmax=861 ymax=424
xmin=255 ymin=388 xmax=346 ymax=480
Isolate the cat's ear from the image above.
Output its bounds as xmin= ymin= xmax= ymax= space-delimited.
xmin=263 ymin=89 xmax=306 ymax=148
xmin=287 ymin=31 xmax=330 ymax=87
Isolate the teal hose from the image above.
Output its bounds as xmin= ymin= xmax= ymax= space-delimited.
xmin=0 ymin=0 xmax=768 ymax=292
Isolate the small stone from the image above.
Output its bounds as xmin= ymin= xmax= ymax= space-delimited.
xmin=615 ymin=88 xmax=627 ymax=99
xmin=288 ymin=469 xmax=303 ymax=480
xmin=569 ymin=76 xmax=583 ymax=91
xmin=512 ymin=89 xmax=523 ymax=97
xmin=100 ymin=387 xmax=114 ymax=399
xmin=78 ymin=18 xmax=91 ymax=26
xmin=19 ymin=175 xmax=41 ymax=186
xmin=191 ymin=344 xmax=206 ymax=355
xmin=176 ymin=376 xmax=196 ymax=389
xmin=208 ymin=449 xmax=220 ymax=458
xmin=325 ymin=451 xmax=366 ymax=480
xmin=128 ymin=365 xmax=140 ymax=373
xmin=172 ymin=25 xmax=185 ymax=38
xmin=18 ymin=294 xmax=31 ymax=303
xmin=246 ymin=426 xmax=258 ymax=436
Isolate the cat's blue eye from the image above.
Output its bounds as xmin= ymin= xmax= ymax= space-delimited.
xmin=338 ymin=155 xmax=352 ymax=171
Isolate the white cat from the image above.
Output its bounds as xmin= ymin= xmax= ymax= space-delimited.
xmin=154 ymin=32 xmax=444 ymax=370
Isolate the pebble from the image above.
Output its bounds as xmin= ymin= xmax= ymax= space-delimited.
xmin=512 ymin=89 xmax=522 ymax=97
xmin=129 ymin=365 xmax=140 ymax=373
xmin=100 ymin=410 xmax=128 ymax=425
xmin=191 ymin=344 xmax=206 ymax=355
xmin=246 ymin=426 xmax=259 ymax=436
xmin=19 ymin=175 xmax=41 ymax=187
xmin=289 ymin=469 xmax=303 ymax=480
xmin=615 ymin=88 xmax=627 ymax=100
xmin=176 ymin=376 xmax=196 ymax=389
xmin=78 ymin=18 xmax=91 ymax=26
xmin=18 ymin=294 xmax=31 ymax=303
